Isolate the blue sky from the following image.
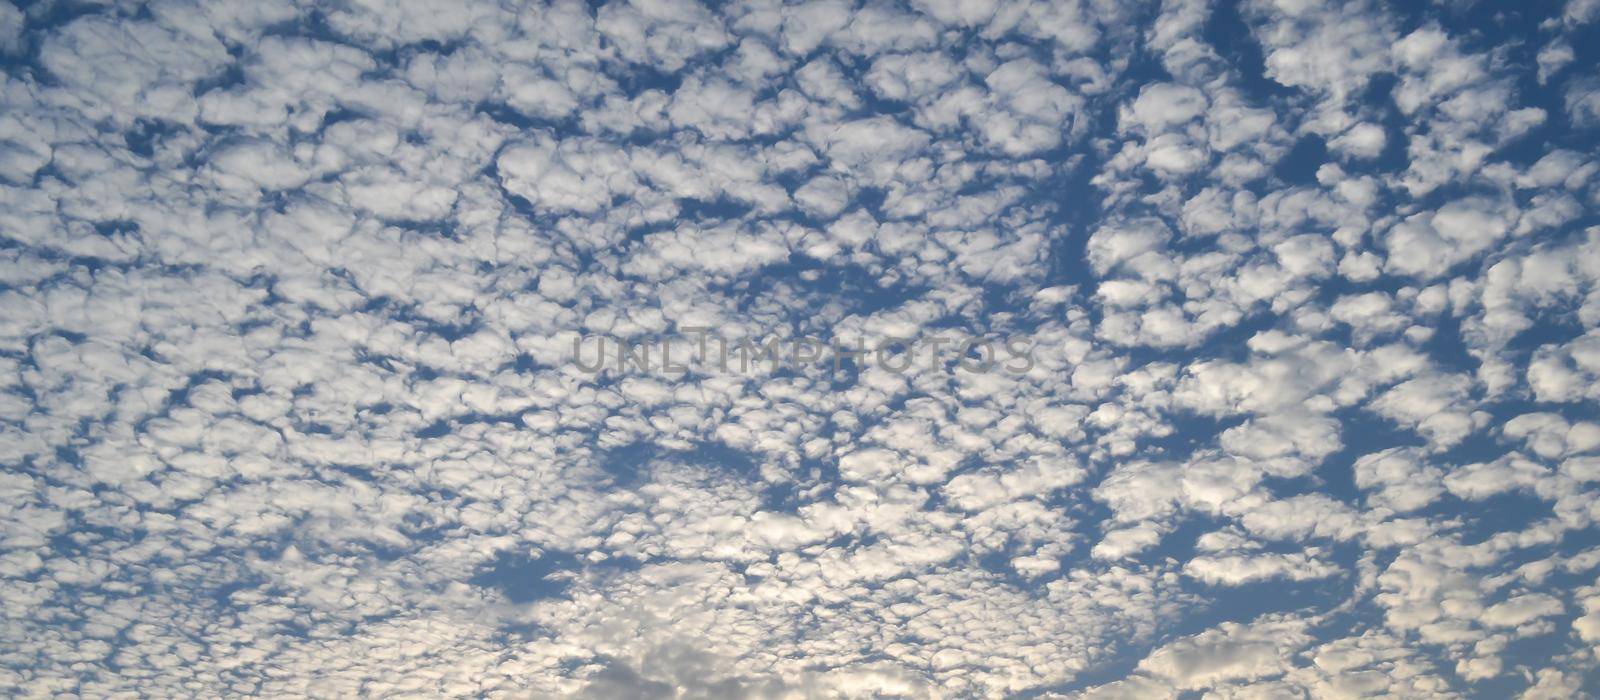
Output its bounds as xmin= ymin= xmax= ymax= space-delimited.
xmin=2 ymin=0 xmax=1600 ymax=697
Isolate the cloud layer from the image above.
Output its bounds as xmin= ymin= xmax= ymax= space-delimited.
xmin=1 ymin=0 xmax=1599 ymax=697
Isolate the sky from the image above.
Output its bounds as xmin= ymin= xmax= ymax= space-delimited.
xmin=1 ymin=0 xmax=1600 ymax=697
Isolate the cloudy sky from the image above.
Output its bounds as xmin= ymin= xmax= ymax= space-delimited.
xmin=2 ymin=0 xmax=1600 ymax=697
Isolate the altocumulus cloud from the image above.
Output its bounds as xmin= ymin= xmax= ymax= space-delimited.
xmin=1 ymin=0 xmax=1600 ymax=697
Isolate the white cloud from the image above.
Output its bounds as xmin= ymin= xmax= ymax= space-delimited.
xmin=1138 ymin=617 xmax=1311 ymax=689
xmin=1184 ymin=549 xmax=1341 ymax=585
xmin=1354 ymin=448 xmax=1445 ymax=513
xmin=1384 ymin=197 xmax=1518 ymax=279
xmin=1329 ymin=122 xmax=1387 ymax=159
